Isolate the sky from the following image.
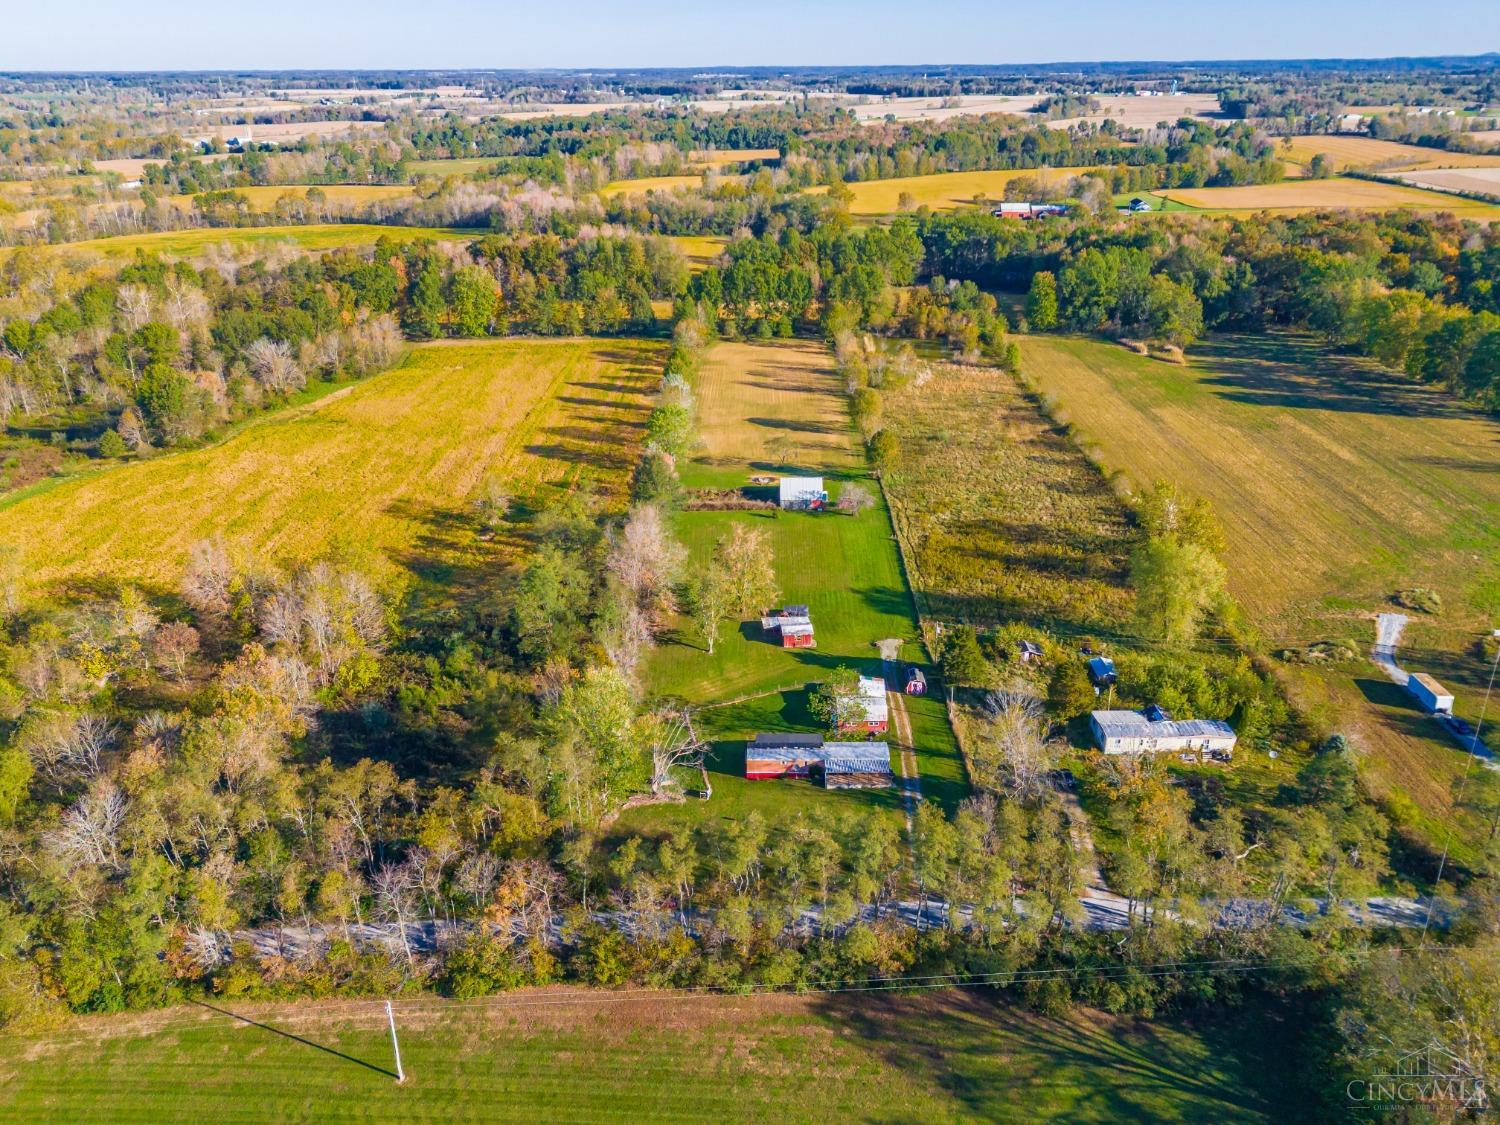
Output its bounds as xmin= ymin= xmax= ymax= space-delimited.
xmin=2 ymin=0 xmax=1498 ymax=71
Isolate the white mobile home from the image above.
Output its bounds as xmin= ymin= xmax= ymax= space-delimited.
xmin=1090 ymin=710 xmax=1237 ymax=756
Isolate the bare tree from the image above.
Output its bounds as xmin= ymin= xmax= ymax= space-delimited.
xmin=602 ymin=598 xmax=654 ymax=683
xmin=372 ymin=860 xmax=421 ymax=967
xmin=643 ymin=709 xmax=705 ymax=797
xmin=835 ymin=482 xmax=875 ymax=516
xmin=607 ymin=504 xmax=685 ymax=620
xmin=244 ymin=337 xmax=305 ymax=393
xmin=183 ymin=537 xmax=235 ymax=615
xmin=975 ymin=688 xmax=1054 ymax=801
xmin=45 ymin=781 xmax=127 ymax=871
xmin=24 ymin=711 xmax=116 ymax=786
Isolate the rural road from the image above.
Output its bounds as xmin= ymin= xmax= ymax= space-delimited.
xmin=1372 ymin=612 xmax=1493 ymax=762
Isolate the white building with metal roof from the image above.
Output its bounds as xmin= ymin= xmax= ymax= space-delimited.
xmin=1090 ymin=710 xmax=1237 ymax=755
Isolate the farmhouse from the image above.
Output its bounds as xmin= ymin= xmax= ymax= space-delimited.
xmin=745 ymin=733 xmax=894 ymax=788
xmin=778 ymin=477 xmax=827 ymax=510
xmin=1090 ymin=710 xmax=1238 ymax=756
xmin=1407 ymin=672 xmax=1454 ymax=714
xmin=1017 ymin=640 xmax=1043 ymax=664
xmin=759 ymin=605 xmax=816 ymax=648
xmin=991 ymin=201 xmax=1069 ymax=220
xmin=848 ymin=675 xmax=890 ymax=734
xmin=1087 ymin=656 xmax=1117 ymax=686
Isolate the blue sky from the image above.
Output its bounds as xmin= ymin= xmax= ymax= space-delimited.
xmin=3 ymin=0 xmax=1498 ymax=71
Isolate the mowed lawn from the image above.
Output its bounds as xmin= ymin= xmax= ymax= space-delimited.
xmin=0 ymin=989 xmax=1320 ymax=1123
xmin=0 ymin=338 xmax=658 ymax=594
xmin=808 ymin=167 xmax=1097 ymax=215
xmin=1019 ymin=332 xmax=1500 ymax=855
xmin=17 ymin=223 xmax=472 ymax=260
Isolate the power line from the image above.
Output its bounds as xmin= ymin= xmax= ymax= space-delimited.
xmin=1421 ymin=637 xmax=1500 ymax=946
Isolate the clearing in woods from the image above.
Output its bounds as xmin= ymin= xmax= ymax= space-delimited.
xmin=638 ymin=339 xmax=965 ymax=823
xmin=1018 ymin=331 xmax=1500 ymax=862
xmin=0 ymin=338 xmax=658 ymax=595
xmin=599 ymin=174 xmax=709 ymax=198
xmin=1278 ymin=134 xmax=1500 ymax=171
xmin=0 ymin=989 xmax=1319 ymax=1123
xmin=809 ymin=167 xmax=1098 ymax=215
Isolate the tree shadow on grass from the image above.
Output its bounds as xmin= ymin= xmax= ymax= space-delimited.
xmin=1195 ymin=334 xmax=1476 ymax=420
xmin=190 ymin=1000 xmax=398 ymax=1081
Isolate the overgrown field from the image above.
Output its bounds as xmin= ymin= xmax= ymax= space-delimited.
xmin=810 ymin=168 xmax=1097 ymax=215
xmin=0 ymin=338 xmax=658 ymax=595
xmin=0 ymin=989 xmax=1318 ymax=1123
xmin=600 ymin=174 xmax=707 ymax=198
xmin=1279 ymin=135 xmax=1500 ymax=171
xmin=879 ymin=360 xmax=1134 ymax=636
xmin=12 ymin=223 xmax=470 ymax=261
xmin=1019 ymin=331 xmax=1500 ymax=858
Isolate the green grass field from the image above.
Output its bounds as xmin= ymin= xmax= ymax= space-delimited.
xmin=1019 ymin=331 xmax=1500 ymax=860
xmin=0 ymin=989 xmax=1322 ymax=1123
xmin=0 ymin=338 xmax=658 ymax=595
xmin=14 ymin=223 xmax=472 ymax=260
xmin=407 ymin=158 xmax=500 ymax=177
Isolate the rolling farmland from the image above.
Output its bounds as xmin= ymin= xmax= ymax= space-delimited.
xmin=1391 ymin=165 xmax=1500 ymax=198
xmin=0 ymin=338 xmax=659 ymax=594
xmin=813 ymin=167 xmax=1097 ymax=215
xmin=0 ymin=990 xmax=1316 ymax=1124
xmin=1018 ymin=332 xmax=1500 ymax=852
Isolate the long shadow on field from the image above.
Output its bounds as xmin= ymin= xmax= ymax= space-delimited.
xmin=191 ymin=1001 xmax=398 ymax=1080
xmin=1196 ymin=335 xmax=1469 ymax=420
xmin=808 ymin=989 xmax=1317 ymax=1124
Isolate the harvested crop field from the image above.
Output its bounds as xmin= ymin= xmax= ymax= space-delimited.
xmin=0 ymin=338 xmax=658 ymax=594
xmin=600 ymin=174 xmax=706 ymax=198
xmin=879 ymin=360 xmax=1134 ymax=635
xmin=1045 ymin=92 xmax=1222 ymax=130
xmin=693 ymin=339 xmax=856 ymax=476
xmin=1279 ymin=134 xmax=1500 ymax=171
xmin=814 ymin=167 xmax=1097 ymax=215
xmin=0 ymin=988 xmax=1316 ymax=1123
xmin=1391 ymin=166 xmax=1500 ymax=198
xmin=689 ymin=147 xmax=781 ymax=166
xmin=1156 ymin=176 xmax=1500 ymax=216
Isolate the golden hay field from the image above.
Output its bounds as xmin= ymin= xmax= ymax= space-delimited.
xmin=1045 ymin=93 xmax=1222 ymax=131
xmin=9 ymin=223 xmax=471 ymax=262
xmin=0 ymin=338 xmax=658 ymax=593
xmin=166 ymin=185 xmax=414 ymax=211
xmin=666 ymin=234 xmax=729 ymax=271
xmin=599 ymin=174 xmax=705 ymax=198
xmin=1279 ymin=135 xmax=1500 ymax=171
xmin=812 ymin=167 xmax=1096 ymax=215
xmin=689 ymin=147 xmax=781 ymax=167
xmin=693 ymin=338 xmax=857 ymax=475
xmin=1155 ymin=176 xmax=1500 ymax=217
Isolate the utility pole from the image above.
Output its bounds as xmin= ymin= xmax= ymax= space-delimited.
xmin=385 ymin=1000 xmax=405 ymax=1084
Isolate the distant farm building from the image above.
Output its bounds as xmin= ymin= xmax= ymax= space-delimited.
xmin=1090 ymin=710 xmax=1238 ymax=756
xmin=1407 ymin=672 xmax=1454 ymax=714
xmin=1087 ymin=656 xmax=1117 ymax=686
xmin=1017 ymin=640 xmax=1043 ymax=664
xmin=745 ymin=733 xmax=893 ymax=788
xmin=904 ymin=666 xmax=927 ymax=695
xmin=1127 ymin=197 xmax=1153 ymax=212
xmin=760 ymin=605 xmax=815 ymax=648
xmin=991 ymin=201 xmax=1068 ymax=220
xmin=778 ymin=477 xmax=827 ymax=510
